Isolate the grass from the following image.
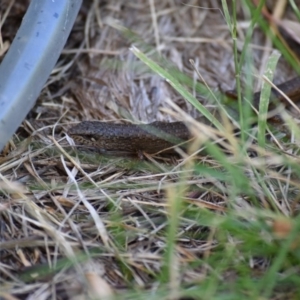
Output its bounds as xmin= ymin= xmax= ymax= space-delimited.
xmin=1 ymin=0 xmax=300 ymax=299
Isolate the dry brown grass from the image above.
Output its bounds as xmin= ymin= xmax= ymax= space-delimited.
xmin=1 ymin=0 xmax=300 ymax=299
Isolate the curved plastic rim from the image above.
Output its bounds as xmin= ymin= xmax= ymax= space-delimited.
xmin=0 ymin=0 xmax=82 ymax=151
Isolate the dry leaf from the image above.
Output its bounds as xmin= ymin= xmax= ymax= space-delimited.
xmin=272 ymin=218 xmax=293 ymax=238
xmin=276 ymin=19 xmax=300 ymax=45
xmin=85 ymin=272 xmax=114 ymax=299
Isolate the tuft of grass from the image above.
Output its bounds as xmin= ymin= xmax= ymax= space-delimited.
xmin=2 ymin=1 xmax=300 ymax=299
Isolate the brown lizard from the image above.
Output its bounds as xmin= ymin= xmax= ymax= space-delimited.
xmin=68 ymin=77 xmax=300 ymax=155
